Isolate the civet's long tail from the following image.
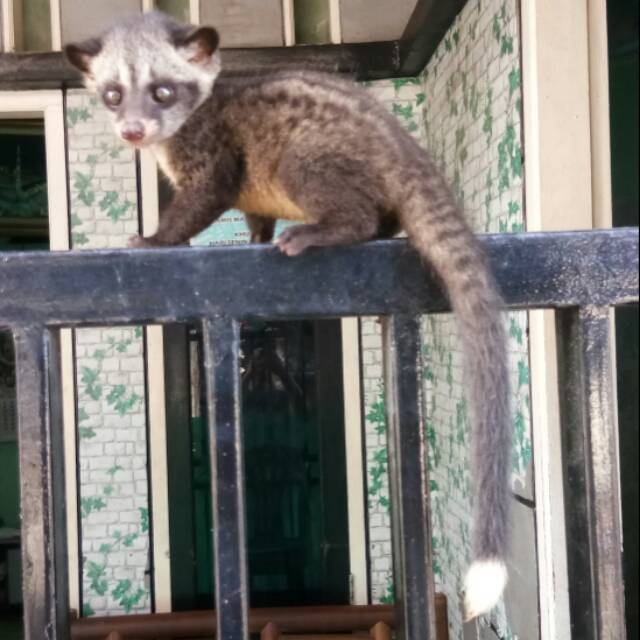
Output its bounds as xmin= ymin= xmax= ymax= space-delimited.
xmin=397 ymin=168 xmax=511 ymax=619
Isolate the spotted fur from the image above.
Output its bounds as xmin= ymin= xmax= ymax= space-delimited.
xmin=66 ymin=10 xmax=512 ymax=618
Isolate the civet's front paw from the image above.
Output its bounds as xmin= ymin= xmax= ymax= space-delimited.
xmin=276 ymin=226 xmax=313 ymax=256
xmin=127 ymin=234 xmax=154 ymax=248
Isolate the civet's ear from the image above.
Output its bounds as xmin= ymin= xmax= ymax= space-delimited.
xmin=64 ymin=38 xmax=103 ymax=76
xmin=174 ymin=26 xmax=220 ymax=66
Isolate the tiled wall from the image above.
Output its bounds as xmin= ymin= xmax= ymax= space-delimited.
xmin=66 ymin=91 xmax=151 ymax=616
xmin=356 ymin=77 xmax=425 ymax=604
xmin=359 ymin=1 xmax=532 ymax=638
xmin=359 ymin=317 xmax=392 ymax=603
xmin=420 ymin=1 xmax=531 ymax=636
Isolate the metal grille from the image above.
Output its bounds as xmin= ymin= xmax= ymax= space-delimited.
xmin=0 ymin=228 xmax=637 ymax=639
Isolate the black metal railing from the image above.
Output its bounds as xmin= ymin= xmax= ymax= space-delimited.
xmin=0 ymin=228 xmax=638 ymax=640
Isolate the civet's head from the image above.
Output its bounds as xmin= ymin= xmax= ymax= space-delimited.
xmin=65 ymin=11 xmax=220 ymax=147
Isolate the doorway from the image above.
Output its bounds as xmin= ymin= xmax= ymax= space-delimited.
xmin=0 ymin=118 xmax=50 ymax=640
xmin=164 ymin=319 xmax=351 ymax=611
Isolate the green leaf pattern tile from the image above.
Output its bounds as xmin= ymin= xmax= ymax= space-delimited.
xmin=359 ymin=1 xmax=530 ymax=636
xmin=66 ymin=91 xmax=150 ymax=616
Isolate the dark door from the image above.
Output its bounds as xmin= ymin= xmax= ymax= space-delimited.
xmin=164 ymin=319 xmax=351 ymax=610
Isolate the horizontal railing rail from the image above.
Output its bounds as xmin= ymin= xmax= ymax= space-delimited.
xmin=1 ymin=230 xmax=637 ymax=327
xmin=1 ymin=227 xmax=637 ymax=640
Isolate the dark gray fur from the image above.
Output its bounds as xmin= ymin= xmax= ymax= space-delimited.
xmin=66 ymin=11 xmax=511 ymax=573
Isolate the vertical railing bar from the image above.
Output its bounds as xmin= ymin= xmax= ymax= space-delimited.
xmin=14 ymin=326 xmax=69 ymax=640
xmin=47 ymin=328 xmax=71 ymax=632
xmin=382 ymin=314 xmax=436 ymax=639
xmin=202 ymin=316 xmax=249 ymax=640
xmin=556 ymin=305 xmax=626 ymax=639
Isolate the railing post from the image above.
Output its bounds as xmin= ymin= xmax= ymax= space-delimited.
xmin=202 ymin=316 xmax=249 ymax=640
xmin=556 ymin=306 xmax=626 ymax=638
xmin=14 ymin=327 xmax=69 ymax=640
xmin=382 ymin=314 xmax=436 ymax=639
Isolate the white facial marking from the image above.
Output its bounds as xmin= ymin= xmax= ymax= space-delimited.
xmin=138 ymin=61 xmax=152 ymax=90
xmin=118 ymin=60 xmax=131 ymax=90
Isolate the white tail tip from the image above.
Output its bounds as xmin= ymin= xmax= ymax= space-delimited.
xmin=464 ymin=560 xmax=508 ymax=620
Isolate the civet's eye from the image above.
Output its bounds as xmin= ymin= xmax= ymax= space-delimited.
xmin=152 ymin=84 xmax=175 ymax=104
xmin=102 ymin=87 xmax=122 ymax=107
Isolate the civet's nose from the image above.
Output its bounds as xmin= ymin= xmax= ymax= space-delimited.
xmin=121 ymin=122 xmax=145 ymax=142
